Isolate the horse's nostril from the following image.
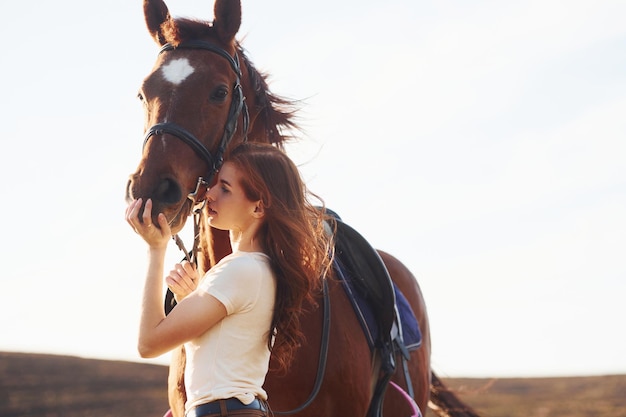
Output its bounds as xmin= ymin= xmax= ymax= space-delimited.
xmin=154 ymin=178 xmax=182 ymax=205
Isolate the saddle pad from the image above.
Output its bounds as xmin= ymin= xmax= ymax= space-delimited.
xmin=337 ymin=260 xmax=422 ymax=351
xmin=394 ymin=285 xmax=422 ymax=350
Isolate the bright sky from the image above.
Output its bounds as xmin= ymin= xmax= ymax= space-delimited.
xmin=1 ymin=0 xmax=625 ymax=378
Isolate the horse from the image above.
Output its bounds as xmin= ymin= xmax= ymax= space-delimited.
xmin=126 ymin=1 xmax=479 ymax=416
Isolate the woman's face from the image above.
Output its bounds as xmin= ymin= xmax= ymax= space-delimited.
xmin=205 ymin=162 xmax=259 ymax=232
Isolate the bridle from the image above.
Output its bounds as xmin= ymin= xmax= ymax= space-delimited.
xmin=142 ymin=40 xmax=249 ymax=264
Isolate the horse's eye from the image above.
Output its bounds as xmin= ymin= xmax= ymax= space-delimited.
xmin=137 ymin=92 xmax=145 ymax=102
xmin=211 ymin=87 xmax=228 ymax=101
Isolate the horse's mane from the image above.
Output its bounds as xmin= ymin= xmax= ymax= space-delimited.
xmin=161 ymin=17 xmax=300 ymax=147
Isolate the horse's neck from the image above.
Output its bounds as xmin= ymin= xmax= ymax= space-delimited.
xmin=197 ymin=217 xmax=232 ymax=274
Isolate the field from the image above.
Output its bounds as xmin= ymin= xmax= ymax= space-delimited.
xmin=2 ymin=351 xmax=625 ymax=417
xmin=424 ymin=374 xmax=626 ymax=417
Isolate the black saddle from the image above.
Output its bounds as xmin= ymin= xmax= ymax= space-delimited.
xmin=329 ymin=211 xmax=418 ymax=417
xmin=333 ymin=219 xmax=397 ymax=350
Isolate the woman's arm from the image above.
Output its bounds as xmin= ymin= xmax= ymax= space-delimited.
xmin=139 ymin=290 xmax=227 ymax=358
xmin=127 ymin=199 xmax=227 ymax=358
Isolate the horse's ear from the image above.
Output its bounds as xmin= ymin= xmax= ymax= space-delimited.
xmin=213 ymin=0 xmax=242 ymax=44
xmin=144 ymin=0 xmax=171 ymax=45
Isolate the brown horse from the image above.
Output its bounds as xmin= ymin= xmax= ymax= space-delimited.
xmin=126 ymin=1 xmax=479 ymax=416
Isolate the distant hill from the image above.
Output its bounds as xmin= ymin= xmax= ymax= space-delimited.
xmin=1 ymin=351 xmax=169 ymax=417
xmin=424 ymin=374 xmax=626 ymax=417
xmin=2 ymin=351 xmax=625 ymax=417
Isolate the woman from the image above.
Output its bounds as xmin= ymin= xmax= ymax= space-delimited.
xmin=126 ymin=143 xmax=334 ymax=417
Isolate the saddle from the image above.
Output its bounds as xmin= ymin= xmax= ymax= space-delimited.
xmin=330 ymin=211 xmax=421 ymax=417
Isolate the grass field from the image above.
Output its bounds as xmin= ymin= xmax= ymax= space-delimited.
xmin=2 ymin=352 xmax=624 ymax=417
xmin=424 ymin=374 xmax=626 ymax=417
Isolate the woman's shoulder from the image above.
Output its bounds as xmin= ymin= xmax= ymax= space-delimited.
xmin=205 ymin=252 xmax=274 ymax=304
xmin=223 ymin=251 xmax=270 ymax=262
xmin=215 ymin=251 xmax=270 ymax=274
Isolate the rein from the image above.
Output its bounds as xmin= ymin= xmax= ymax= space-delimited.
xmin=143 ymin=40 xmax=249 ymax=265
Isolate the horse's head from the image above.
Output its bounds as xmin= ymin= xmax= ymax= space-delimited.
xmin=126 ymin=0 xmax=295 ymax=234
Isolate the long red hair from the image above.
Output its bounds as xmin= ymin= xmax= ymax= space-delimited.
xmin=228 ymin=142 xmax=335 ymax=372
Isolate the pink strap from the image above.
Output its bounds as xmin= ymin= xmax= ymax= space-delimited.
xmin=389 ymin=381 xmax=422 ymax=417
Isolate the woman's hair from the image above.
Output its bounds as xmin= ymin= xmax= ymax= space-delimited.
xmin=228 ymin=142 xmax=335 ymax=372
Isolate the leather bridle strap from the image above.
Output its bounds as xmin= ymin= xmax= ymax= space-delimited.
xmin=159 ymin=40 xmax=242 ymax=77
xmin=144 ymin=123 xmax=216 ymax=171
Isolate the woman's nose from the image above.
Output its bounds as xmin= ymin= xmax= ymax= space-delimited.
xmin=204 ymin=187 xmax=215 ymax=201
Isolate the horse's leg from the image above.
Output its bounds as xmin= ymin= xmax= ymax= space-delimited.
xmin=378 ymin=250 xmax=432 ymax=416
xmin=168 ymin=346 xmax=187 ymax=417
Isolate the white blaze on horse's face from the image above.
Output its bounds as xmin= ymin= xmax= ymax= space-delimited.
xmin=161 ymin=58 xmax=195 ymax=85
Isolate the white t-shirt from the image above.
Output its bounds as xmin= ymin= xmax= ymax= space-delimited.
xmin=184 ymin=251 xmax=276 ymax=411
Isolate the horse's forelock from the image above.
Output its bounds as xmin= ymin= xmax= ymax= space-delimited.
xmin=162 ymin=18 xmax=215 ymax=46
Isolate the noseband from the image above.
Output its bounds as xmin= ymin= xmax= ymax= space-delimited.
xmin=143 ymin=40 xmax=250 ymax=201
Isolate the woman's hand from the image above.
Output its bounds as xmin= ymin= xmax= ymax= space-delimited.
xmin=126 ymin=198 xmax=171 ymax=250
xmin=166 ymin=261 xmax=200 ymax=301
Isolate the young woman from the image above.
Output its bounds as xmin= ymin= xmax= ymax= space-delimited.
xmin=126 ymin=143 xmax=334 ymax=417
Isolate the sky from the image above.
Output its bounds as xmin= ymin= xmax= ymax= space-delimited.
xmin=1 ymin=0 xmax=625 ymax=378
